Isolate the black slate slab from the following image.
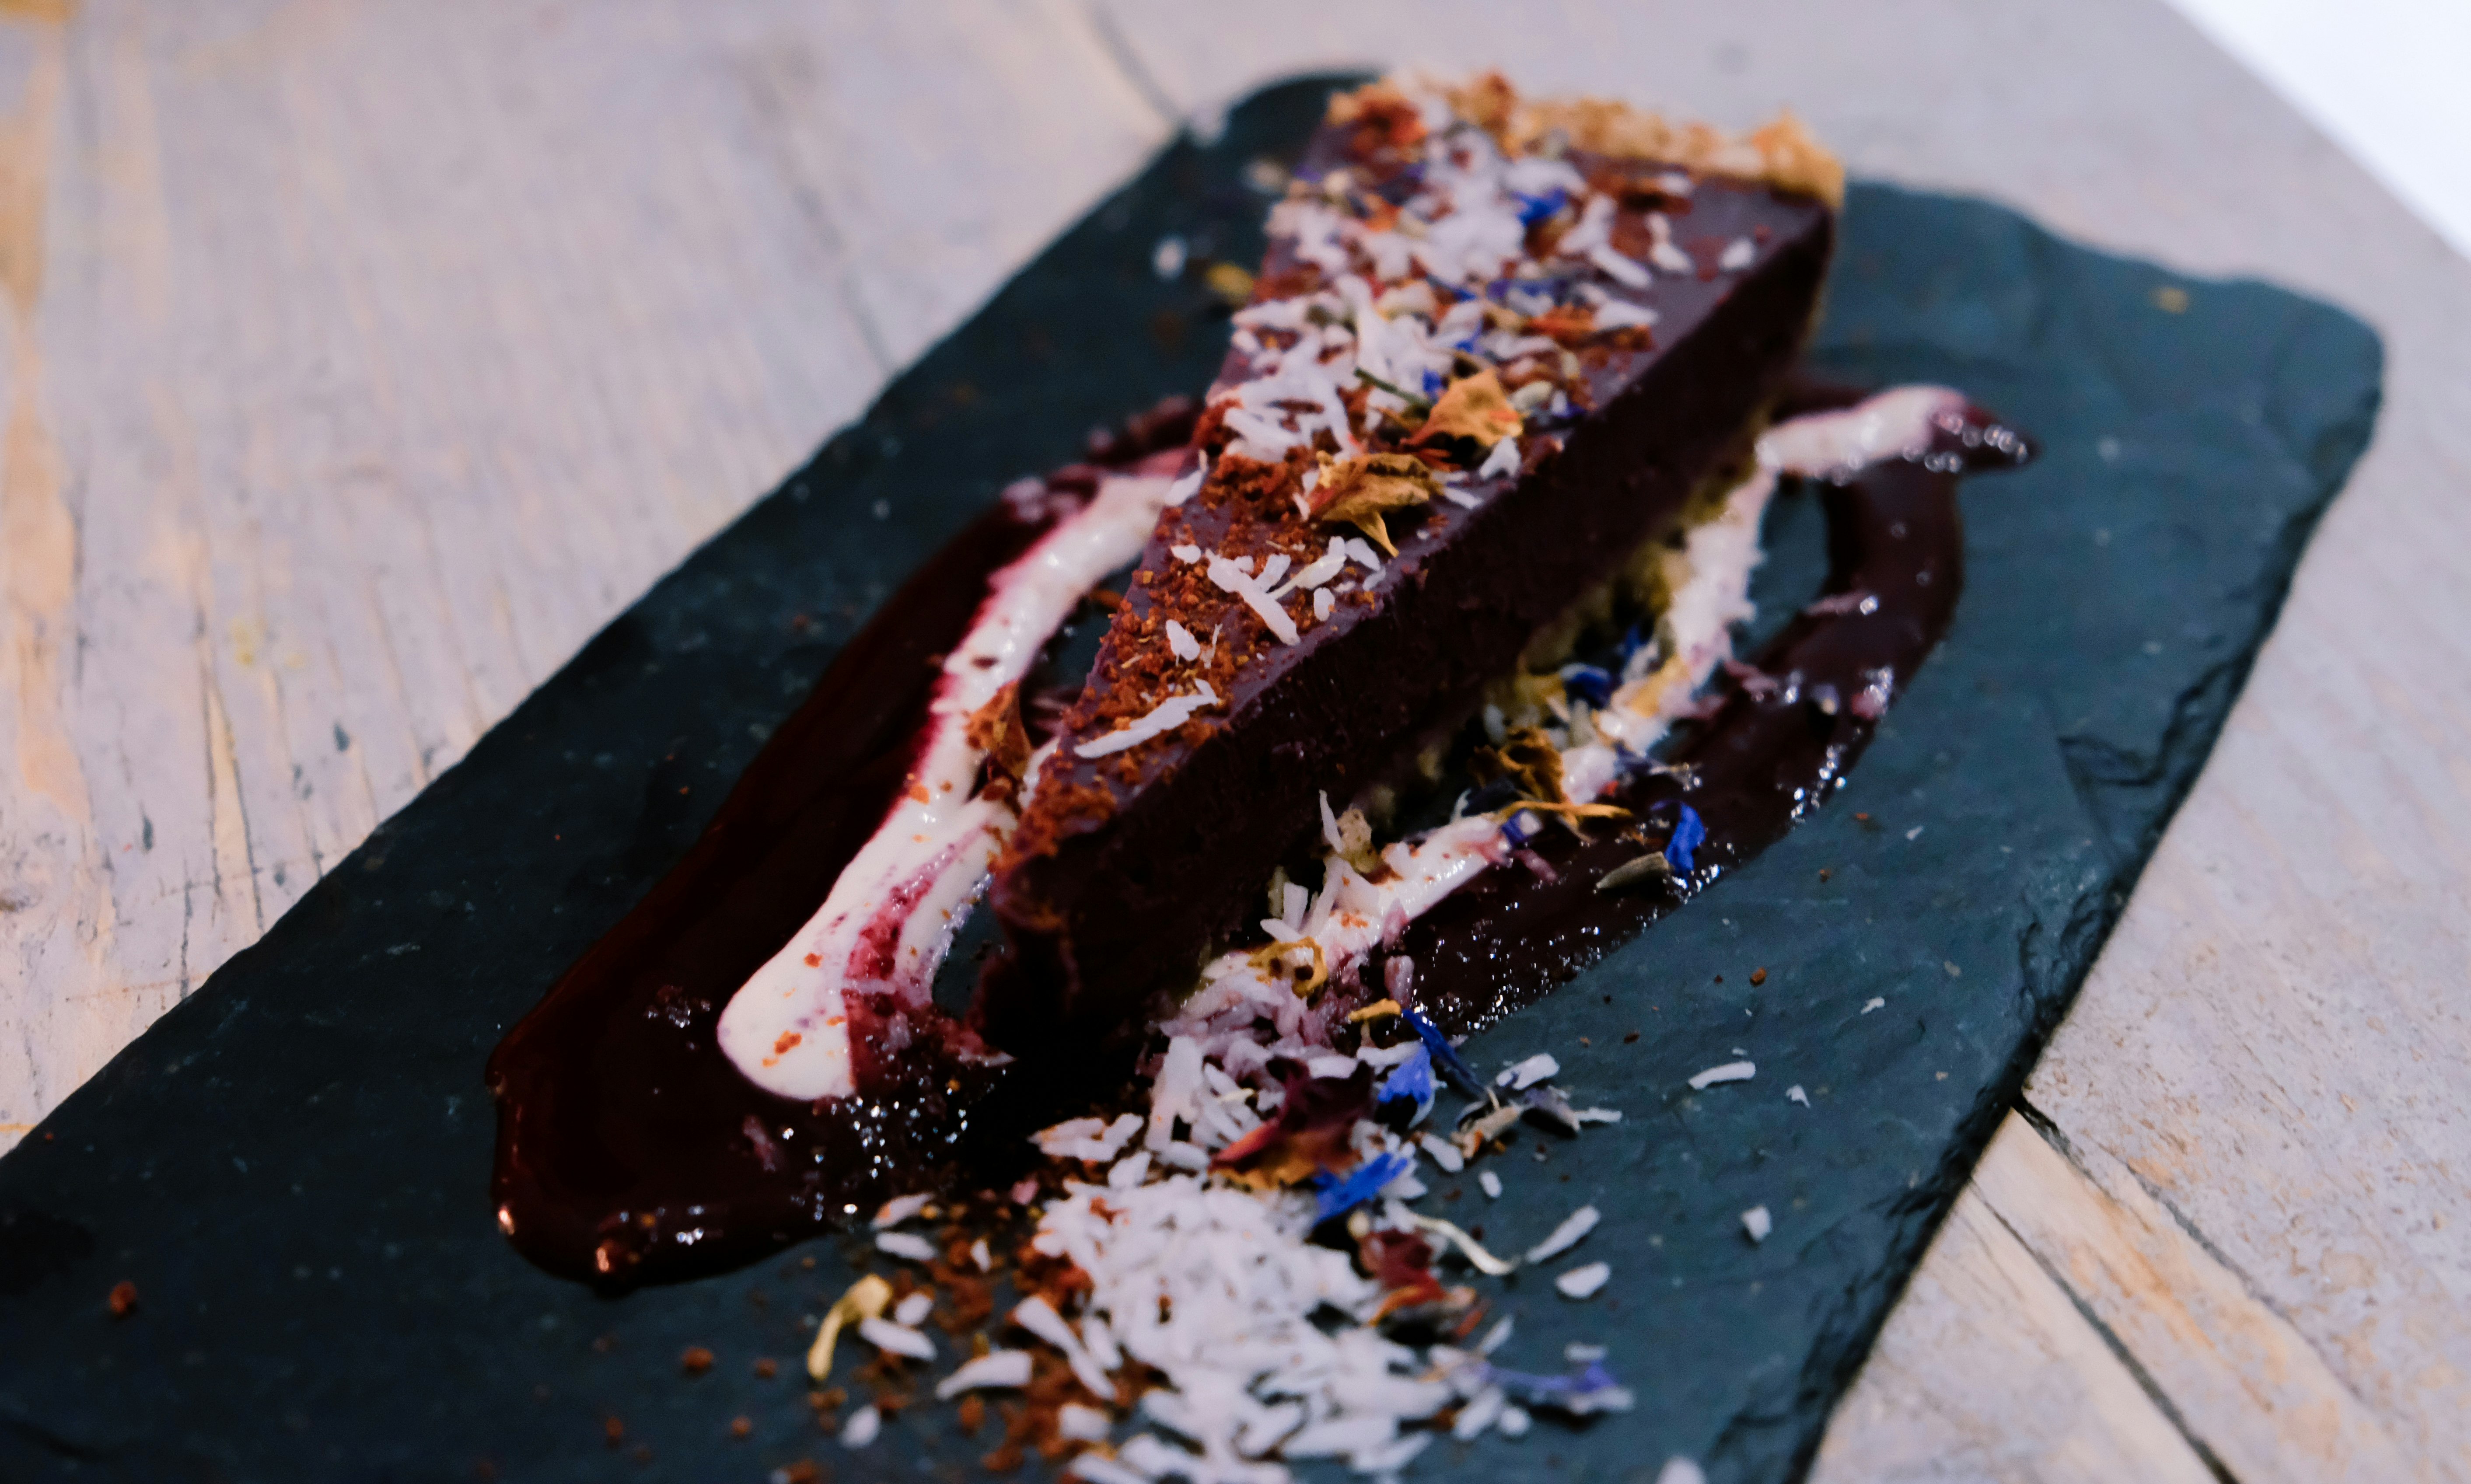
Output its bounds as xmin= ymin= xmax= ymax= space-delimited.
xmin=0 ymin=77 xmax=2379 ymax=1484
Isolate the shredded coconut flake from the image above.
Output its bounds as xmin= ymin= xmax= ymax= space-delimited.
xmin=1497 ymin=1052 xmax=1560 ymax=1089
xmin=872 ymin=1192 xmax=933 ymax=1229
xmin=1057 ymin=1403 xmax=1112 ymax=1443
xmin=1166 ymin=461 xmax=1208 ymax=505
xmin=1207 ymin=555 xmax=1301 ymax=645
xmin=1525 ymin=1205 xmax=1601 ymax=1264
xmin=1588 ymin=242 xmax=1651 ymax=288
xmin=1069 ymin=1455 xmax=1146 ymax=1484
xmin=1687 ymin=1060 xmax=1756 ymax=1090
xmin=1555 ymin=1262 xmax=1612 ymax=1299
xmin=1035 ymin=1112 xmax=1146 ymax=1162
xmin=1477 ymin=436 xmax=1521 ymax=480
xmin=936 ymin=1349 xmax=1034 ymax=1399
xmin=874 ymin=1230 xmax=936 ymax=1263
xmin=1595 ymin=298 xmax=1657 ymax=332
xmin=1076 ymin=682 xmax=1220 ymax=758
xmin=859 ymin=1316 xmax=935 ymax=1361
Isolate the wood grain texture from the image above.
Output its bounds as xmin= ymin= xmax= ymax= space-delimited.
xmin=0 ymin=0 xmax=1164 ymax=1135
xmin=1811 ymin=1135 xmax=2223 ymax=1484
xmin=1 ymin=0 xmax=2465 ymax=1476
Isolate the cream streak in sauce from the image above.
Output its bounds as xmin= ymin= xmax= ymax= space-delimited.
xmin=718 ymin=388 xmax=1966 ymax=1100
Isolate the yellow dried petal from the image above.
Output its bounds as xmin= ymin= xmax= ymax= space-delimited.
xmin=1500 ymin=799 xmax=1632 ymax=826
xmin=1412 ymin=370 xmax=1523 ymax=450
xmin=1249 ymin=937 xmax=1329 ymax=999
xmin=807 ymin=1273 xmax=894 ymax=1383
xmin=1471 ymin=725 xmax=1567 ymax=803
xmin=1204 ymin=262 xmax=1255 ymax=307
xmin=1312 ymin=451 xmax=1442 ymax=556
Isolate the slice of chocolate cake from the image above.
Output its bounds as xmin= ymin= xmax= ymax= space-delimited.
xmin=982 ymin=75 xmax=1842 ymax=1051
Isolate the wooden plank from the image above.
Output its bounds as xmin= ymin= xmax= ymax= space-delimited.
xmin=1971 ymin=1111 xmax=2418 ymax=1480
xmin=0 ymin=0 xmax=1167 ymax=1138
xmin=1811 ymin=1135 xmax=2220 ymax=1484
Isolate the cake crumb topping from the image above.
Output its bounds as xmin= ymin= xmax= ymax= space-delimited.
xmin=1006 ymin=70 xmax=1843 ymax=845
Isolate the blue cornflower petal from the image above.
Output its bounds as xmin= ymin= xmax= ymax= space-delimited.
xmin=1481 ymin=1359 xmax=1636 ymax=1414
xmin=1311 ymin=1151 xmax=1414 ymax=1223
xmin=1464 ymin=779 xmax=1521 ymax=816
xmin=1400 ymin=1008 xmax=1485 ymax=1096
xmin=1560 ymin=663 xmax=1615 ymax=708
xmin=1482 ymin=1364 xmax=1577 ymax=1399
xmin=1377 ymin=1043 xmax=1436 ymax=1122
xmin=1617 ymin=621 xmax=1652 ymax=663
xmin=1513 ymin=187 xmax=1568 ymax=227
xmin=1664 ymin=803 xmax=1707 ymax=873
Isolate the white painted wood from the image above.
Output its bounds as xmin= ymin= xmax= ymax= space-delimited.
xmin=1969 ymin=1112 xmax=2417 ymax=1481
xmin=0 ymin=0 xmax=1163 ymax=1134
xmin=3 ymin=0 xmax=2465 ymax=1475
xmin=1812 ymin=1134 xmax=2222 ymax=1484
xmin=2160 ymin=0 xmax=2471 ymax=259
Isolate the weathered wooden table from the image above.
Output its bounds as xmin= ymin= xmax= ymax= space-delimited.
xmin=2 ymin=2 xmax=2463 ymax=1476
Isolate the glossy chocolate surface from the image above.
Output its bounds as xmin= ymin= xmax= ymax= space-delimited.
xmin=987 ymin=134 xmax=1837 ymax=1051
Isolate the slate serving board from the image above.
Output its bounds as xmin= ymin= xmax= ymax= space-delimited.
xmin=0 ymin=77 xmax=2379 ymax=1484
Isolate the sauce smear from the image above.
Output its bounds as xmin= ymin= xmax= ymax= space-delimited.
xmin=487 ymin=387 xmax=2029 ymax=1288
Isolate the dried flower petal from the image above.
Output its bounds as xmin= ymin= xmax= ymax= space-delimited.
xmin=1310 ymin=451 xmax=1442 ymax=556
xmin=1411 ymin=369 xmax=1524 ymax=450
xmin=1211 ymin=1066 xmax=1372 ymax=1189
xmin=1472 ymin=726 xmax=1566 ymax=803
xmin=965 ymin=681 xmax=1031 ymax=799
xmin=807 ymin=1274 xmax=893 ymax=1383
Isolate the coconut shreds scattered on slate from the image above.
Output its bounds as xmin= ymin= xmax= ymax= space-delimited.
xmin=758 ymin=69 xmax=1851 ymax=1482
xmin=874 ymin=1230 xmax=937 ymax=1263
xmin=1523 ymin=1205 xmax=1601 ymax=1264
xmin=872 ymin=1191 xmax=936 ymax=1229
xmin=1554 ymin=1263 xmax=1613 ymax=1299
xmin=1687 ymin=1059 xmax=1756 ymax=1090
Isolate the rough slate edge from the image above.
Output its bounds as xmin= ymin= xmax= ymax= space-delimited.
xmin=0 ymin=74 xmax=2377 ymax=1484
